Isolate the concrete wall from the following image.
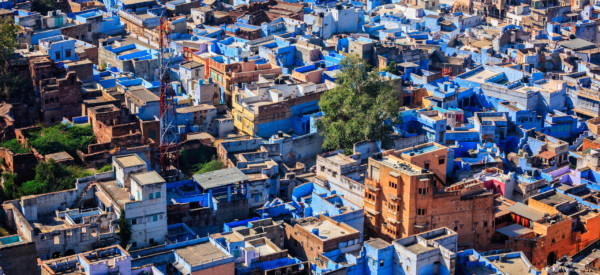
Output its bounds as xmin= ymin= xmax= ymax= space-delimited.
xmin=127 ymin=178 xmax=167 ymax=248
xmin=0 ymin=238 xmax=38 ymax=274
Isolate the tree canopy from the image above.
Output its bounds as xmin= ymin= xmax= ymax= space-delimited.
xmin=318 ymin=54 xmax=400 ymax=153
xmin=2 ymin=160 xmax=91 ymax=199
xmin=0 ymin=18 xmax=17 ymax=61
xmin=118 ymin=209 xmax=132 ymax=248
xmin=193 ymin=158 xmax=226 ymax=175
xmin=0 ymin=18 xmax=30 ymax=99
xmin=32 ymin=0 xmax=59 ymax=16
xmin=27 ymin=124 xmax=95 ymax=157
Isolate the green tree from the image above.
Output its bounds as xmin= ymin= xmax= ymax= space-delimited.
xmin=178 ymin=146 xmax=217 ymax=175
xmin=28 ymin=124 xmax=95 ymax=158
xmin=0 ymin=18 xmax=17 ymax=61
xmin=318 ymin=54 xmax=400 ymax=153
xmin=118 ymin=209 xmax=132 ymax=248
xmin=193 ymin=158 xmax=225 ymax=175
xmin=0 ymin=18 xmax=27 ymax=100
xmin=32 ymin=0 xmax=59 ymax=16
xmin=14 ymin=160 xmax=91 ymax=198
xmin=97 ymin=164 xmax=113 ymax=173
xmin=1 ymin=172 xmax=17 ymax=199
xmin=0 ymin=139 xmax=32 ymax=154
xmin=384 ymin=61 xmax=400 ymax=75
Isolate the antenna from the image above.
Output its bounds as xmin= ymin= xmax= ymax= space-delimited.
xmin=158 ymin=15 xmax=179 ymax=177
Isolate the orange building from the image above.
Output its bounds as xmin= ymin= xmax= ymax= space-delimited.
xmin=363 ymin=148 xmax=494 ymax=250
xmin=206 ymin=56 xmax=282 ymax=105
xmin=494 ymin=189 xmax=600 ymax=268
xmin=395 ymin=142 xmax=448 ymax=185
xmin=284 ymin=215 xmax=362 ymax=263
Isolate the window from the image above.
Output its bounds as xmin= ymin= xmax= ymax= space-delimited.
xmin=237 ymin=115 xmax=242 ymax=121
xmin=149 ymin=193 xmax=154 ymax=200
xmin=389 ymin=181 xmax=397 ymax=188
xmin=155 ymin=192 xmax=161 ymax=199
xmin=149 ymin=238 xmax=155 ymax=245
xmin=483 ymin=221 xmax=488 ymax=227
xmin=55 ymin=52 xmax=60 ymax=60
xmin=131 ymin=218 xmax=137 ymax=225
xmin=417 ymin=208 xmax=426 ymax=215
xmin=424 ymin=163 xmax=430 ymax=170
xmin=65 ymin=49 xmax=72 ymax=58
xmin=153 ymin=214 xmax=158 ymax=222
xmin=439 ymin=158 xmax=445 ymax=165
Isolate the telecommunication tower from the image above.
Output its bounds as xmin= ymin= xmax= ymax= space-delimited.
xmin=158 ymin=15 xmax=179 ymax=175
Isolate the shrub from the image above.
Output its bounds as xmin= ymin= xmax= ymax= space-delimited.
xmin=0 ymin=139 xmax=31 ymax=154
xmin=27 ymin=124 xmax=94 ymax=157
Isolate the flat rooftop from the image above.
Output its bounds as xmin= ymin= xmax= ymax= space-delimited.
xmin=132 ymin=171 xmax=165 ymax=185
xmin=98 ymin=180 xmax=132 ymax=209
xmin=247 ymin=238 xmax=281 ymax=255
xmin=126 ymin=87 xmax=159 ymax=104
xmin=193 ymin=167 xmax=250 ymax=190
xmin=175 ymin=241 xmax=229 ymax=265
xmin=46 ymin=151 xmax=74 ymax=162
xmin=176 ymin=104 xmax=216 ymax=114
xmin=463 ymin=69 xmax=498 ymax=84
xmin=401 ymin=144 xmax=443 ymax=156
xmin=490 ymin=253 xmax=535 ymax=274
xmin=365 ymin=238 xmax=391 ymax=249
xmin=532 ymin=190 xmax=575 ymax=207
xmin=326 ymin=154 xmax=356 ymax=166
xmin=404 ymin=241 xmax=436 ymax=255
xmin=121 ymin=0 xmax=156 ymax=5
xmin=496 ymin=224 xmax=533 ymax=238
xmin=299 ymin=219 xmax=353 ymax=240
xmin=379 ymin=155 xmax=422 ymax=175
xmin=114 ymin=154 xmax=146 ymax=168
xmin=32 ymin=215 xmax=69 ymax=233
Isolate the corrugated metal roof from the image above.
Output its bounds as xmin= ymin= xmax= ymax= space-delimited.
xmin=507 ymin=202 xmax=546 ymax=221
xmin=496 ymin=224 xmax=533 ymax=238
xmin=193 ymin=167 xmax=249 ymax=190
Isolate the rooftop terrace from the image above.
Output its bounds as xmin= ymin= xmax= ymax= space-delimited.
xmin=298 ymin=218 xmax=354 ymax=240
xmin=400 ymin=143 xmax=443 ymax=157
